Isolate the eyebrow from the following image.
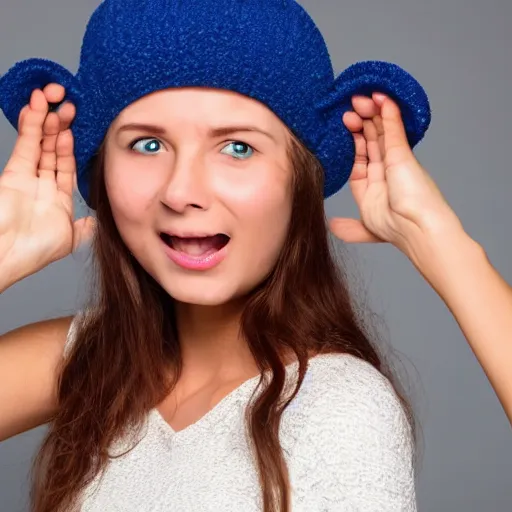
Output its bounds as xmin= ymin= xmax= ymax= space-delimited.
xmin=116 ymin=123 xmax=277 ymax=143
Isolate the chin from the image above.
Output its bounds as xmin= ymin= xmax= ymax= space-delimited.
xmin=171 ymin=291 xmax=234 ymax=307
xmin=160 ymin=276 xmax=246 ymax=307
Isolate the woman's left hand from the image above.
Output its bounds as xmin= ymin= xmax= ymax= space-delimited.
xmin=329 ymin=93 xmax=463 ymax=265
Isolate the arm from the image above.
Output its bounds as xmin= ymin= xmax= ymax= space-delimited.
xmin=334 ymin=92 xmax=512 ymax=425
xmin=0 ymin=85 xmax=93 ymax=440
xmin=413 ymin=227 xmax=512 ymax=424
xmin=0 ymin=315 xmax=73 ymax=441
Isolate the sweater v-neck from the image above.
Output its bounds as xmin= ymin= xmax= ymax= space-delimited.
xmin=149 ymin=357 xmax=305 ymax=442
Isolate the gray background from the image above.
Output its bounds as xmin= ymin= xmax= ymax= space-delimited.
xmin=0 ymin=0 xmax=510 ymax=510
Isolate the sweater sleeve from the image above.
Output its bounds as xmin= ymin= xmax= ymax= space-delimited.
xmin=288 ymin=354 xmax=416 ymax=511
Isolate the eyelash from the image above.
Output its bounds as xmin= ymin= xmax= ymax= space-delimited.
xmin=128 ymin=137 xmax=257 ymax=159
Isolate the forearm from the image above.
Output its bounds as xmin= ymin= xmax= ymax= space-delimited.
xmin=413 ymin=227 xmax=512 ymax=424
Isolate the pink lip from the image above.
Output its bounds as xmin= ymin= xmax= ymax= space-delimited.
xmin=161 ymin=238 xmax=228 ymax=271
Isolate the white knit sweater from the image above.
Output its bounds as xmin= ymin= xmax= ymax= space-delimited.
xmin=64 ymin=317 xmax=416 ymax=511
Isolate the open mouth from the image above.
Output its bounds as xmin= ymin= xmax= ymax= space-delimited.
xmin=159 ymin=233 xmax=230 ymax=257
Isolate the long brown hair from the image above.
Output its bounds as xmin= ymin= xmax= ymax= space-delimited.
xmin=29 ymin=128 xmax=416 ymax=512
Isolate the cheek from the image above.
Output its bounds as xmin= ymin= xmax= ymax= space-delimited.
xmin=104 ymin=156 xmax=163 ymax=218
xmin=104 ymin=157 xmax=164 ymax=248
xmin=220 ymin=165 xmax=293 ymax=266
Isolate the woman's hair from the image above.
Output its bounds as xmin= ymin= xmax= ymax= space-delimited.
xmin=29 ymin=126 xmax=416 ymax=512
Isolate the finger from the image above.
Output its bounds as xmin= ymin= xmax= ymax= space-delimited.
xmin=18 ymin=105 xmax=29 ymax=128
xmin=375 ymin=95 xmax=415 ymax=170
xmin=42 ymin=83 xmax=66 ymax=105
xmin=362 ymin=120 xmax=383 ymax=163
xmin=38 ymin=113 xmax=61 ymax=180
xmin=56 ymin=102 xmax=76 ymax=131
xmin=373 ymin=114 xmax=385 ymax=157
xmin=363 ymin=120 xmax=385 ymax=183
xmin=350 ymin=132 xmax=369 ymax=181
xmin=55 ymin=129 xmax=76 ymax=197
xmin=42 ymin=84 xmax=77 ymax=133
xmin=351 ymin=96 xmax=380 ymax=119
xmin=329 ymin=218 xmax=385 ymax=244
xmin=342 ymin=111 xmax=363 ymax=133
xmin=349 ymin=132 xmax=370 ymax=207
xmin=5 ymin=89 xmax=48 ymax=175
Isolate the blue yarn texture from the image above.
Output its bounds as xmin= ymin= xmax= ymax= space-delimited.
xmin=0 ymin=0 xmax=431 ymax=206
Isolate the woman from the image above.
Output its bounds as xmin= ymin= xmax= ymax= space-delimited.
xmin=0 ymin=1 xmax=509 ymax=511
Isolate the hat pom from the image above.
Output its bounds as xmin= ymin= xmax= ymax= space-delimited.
xmin=332 ymin=60 xmax=431 ymax=147
xmin=0 ymin=58 xmax=80 ymax=130
xmin=316 ymin=60 xmax=431 ymax=197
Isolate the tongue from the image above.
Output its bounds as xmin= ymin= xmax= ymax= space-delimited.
xmin=171 ymin=235 xmax=226 ymax=257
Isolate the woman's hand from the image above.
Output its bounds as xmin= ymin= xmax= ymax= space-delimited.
xmin=332 ymin=95 xmax=512 ymax=425
xmin=0 ymin=84 xmax=95 ymax=286
xmin=330 ymin=93 xmax=463 ymax=268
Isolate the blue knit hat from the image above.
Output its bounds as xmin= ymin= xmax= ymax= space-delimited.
xmin=0 ymin=0 xmax=430 ymax=207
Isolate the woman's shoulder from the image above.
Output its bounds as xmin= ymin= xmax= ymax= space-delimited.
xmin=284 ymin=353 xmax=416 ymax=510
xmin=287 ymin=352 xmax=413 ymax=441
xmin=301 ymin=352 xmax=402 ymax=406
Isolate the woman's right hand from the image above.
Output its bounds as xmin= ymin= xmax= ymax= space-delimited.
xmin=0 ymin=84 xmax=95 ymax=285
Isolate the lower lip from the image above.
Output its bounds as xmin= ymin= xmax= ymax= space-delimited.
xmin=161 ymin=238 xmax=229 ymax=271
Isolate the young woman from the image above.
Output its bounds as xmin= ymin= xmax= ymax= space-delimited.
xmin=0 ymin=1 xmax=510 ymax=512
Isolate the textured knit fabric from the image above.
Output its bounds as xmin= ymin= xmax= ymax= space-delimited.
xmin=63 ymin=317 xmax=416 ymax=511
xmin=0 ymin=0 xmax=431 ymax=204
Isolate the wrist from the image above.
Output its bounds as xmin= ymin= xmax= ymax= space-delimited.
xmin=0 ymin=273 xmax=17 ymax=293
xmin=406 ymin=222 xmax=486 ymax=296
xmin=0 ymin=261 xmax=27 ymax=294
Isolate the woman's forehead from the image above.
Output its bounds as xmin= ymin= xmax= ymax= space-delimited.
xmin=111 ymin=87 xmax=289 ymax=139
xmin=119 ymin=87 xmax=268 ymax=118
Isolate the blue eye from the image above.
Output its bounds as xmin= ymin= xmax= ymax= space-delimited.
xmin=130 ymin=138 xmax=163 ymax=154
xmin=221 ymin=141 xmax=254 ymax=160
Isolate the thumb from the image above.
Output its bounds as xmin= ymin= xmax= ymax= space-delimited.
xmin=329 ymin=217 xmax=385 ymax=244
xmin=72 ymin=216 xmax=96 ymax=252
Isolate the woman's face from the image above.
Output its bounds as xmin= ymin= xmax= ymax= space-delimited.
xmin=104 ymin=87 xmax=293 ymax=306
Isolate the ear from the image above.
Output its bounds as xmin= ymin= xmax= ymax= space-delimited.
xmin=0 ymin=58 xmax=80 ymax=130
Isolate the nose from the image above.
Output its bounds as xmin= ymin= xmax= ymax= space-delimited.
xmin=160 ymin=152 xmax=210 ymax=213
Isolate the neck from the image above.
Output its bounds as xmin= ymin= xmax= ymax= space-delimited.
xmin=174 ymin=298 xmax=259 ymax=385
